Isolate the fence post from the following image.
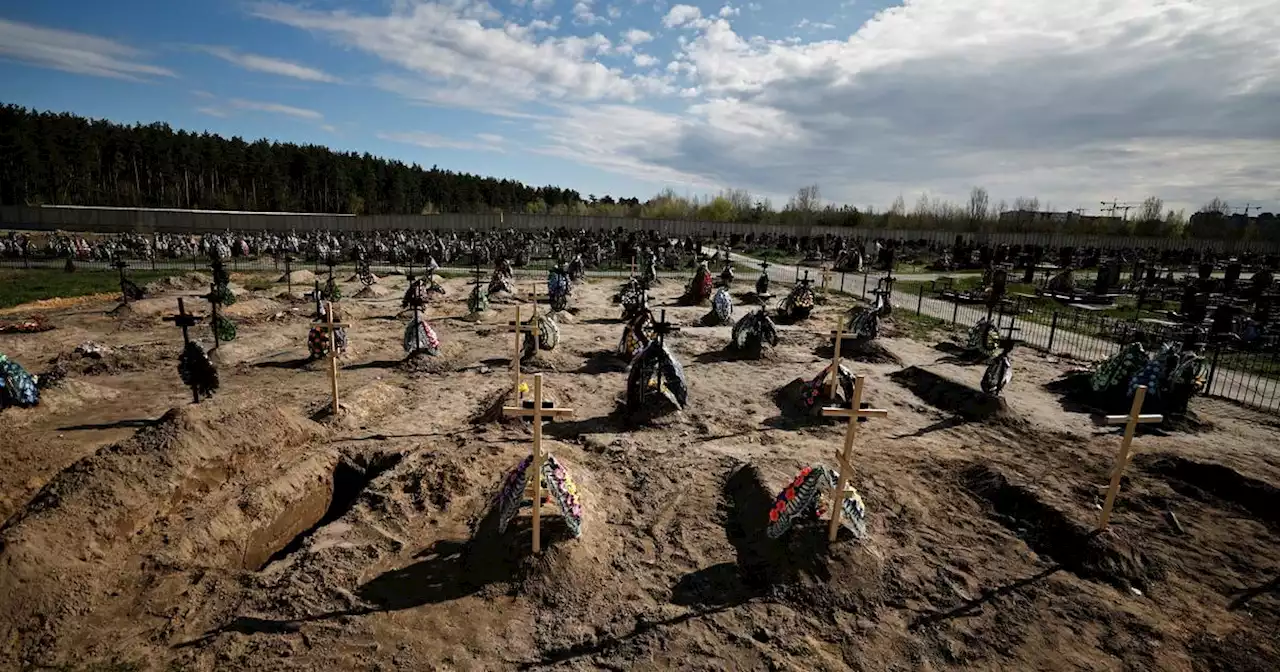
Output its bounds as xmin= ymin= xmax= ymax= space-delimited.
xmin=917 ymin=284 xmax=924 ymax=316
xmin=952 ymin=300 xmax=960 ymax=325
xmin=840 ymin=273 xmax=846 ymax=293
xmin=862 ymin=272 xmax=868 ymax=298
xmin=1047 ymin=312 xmax=1059 ymax=353
xmin=1205 ymin=341 xmax=1223 ymax=393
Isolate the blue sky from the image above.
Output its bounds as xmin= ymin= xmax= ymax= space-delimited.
xmin=1 ymin=0 xmax=1277 ymax=214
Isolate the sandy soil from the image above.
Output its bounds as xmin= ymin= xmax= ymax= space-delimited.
xmin=1 ymin=271 xmax=1277 ymax=671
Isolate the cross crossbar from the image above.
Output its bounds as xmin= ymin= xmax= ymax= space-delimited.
xmin=1097 ymin=385 xmax=1163 ymax=530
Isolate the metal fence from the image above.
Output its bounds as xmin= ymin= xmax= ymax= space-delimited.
xmin=3 ymin=204 xmax=1277 ymax=254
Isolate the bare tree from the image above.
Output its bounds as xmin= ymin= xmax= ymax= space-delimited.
xmin=1136 ymin=196 xmax=1163 ymax=222
xmin=889 ymin=194 xmax=906 ymax=216
xmin=1012 ymin=196 xmax=1040 ymax=212
xmin=788 ymin=184 xmax=821 ymax=212
xmin=968 ymin=186 xmax=989 ymax=222
xmin=1201 ymin=197 xmax=1230 ymax=214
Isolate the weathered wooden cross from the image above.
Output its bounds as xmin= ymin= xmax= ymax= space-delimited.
xmin=1097 ymin=385 xmax=1163 ymax=530
xmin=163 ymin=297 xmax=204 ymax=404
xmin=821 ymin=265 xmax=834 ymax=294
xmin=311 ymin=301 xmax=350 ymax=416
xmin=821 ymin=375 xmax=890 ymax=542
xmin=502 ymin=373 xmax=574 ymax=553
xmin=507 ymin=305 xmax=539 ymax=402
xmin=828 ymin=322 xmax=845 ymax=399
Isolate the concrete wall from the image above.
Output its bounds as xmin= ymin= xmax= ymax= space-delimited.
xmin=2 ymin=204 xmax=1275 ymax=254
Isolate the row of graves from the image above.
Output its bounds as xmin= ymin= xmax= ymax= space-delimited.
xmin=0 ymin=244 xmax=1230 ymax=615
xmin=466 ymin=254 xmax=1187 ymax=592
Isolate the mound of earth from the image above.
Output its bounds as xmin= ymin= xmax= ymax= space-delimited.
xmin=0 ymin=399 xmax=320 ymax=667
xmin=278 ymin=269 xmax=315 ymax=285
xmin=45 ymin=341 xmax=171 ymax=377
xmin=221 ymin=298 xmax=285 ymax=320
xmin=722 ymin=463 xmax=886 ymax=612
xmin=890 ymin=366 xmax=1016 ymax=423
xmin=353 ymin=284 xmax=392 ymax=299
xmin=959 ymin=462 xmax=1158 ymax=589
xmin=144 ymin=272 xmax=212 ymax=294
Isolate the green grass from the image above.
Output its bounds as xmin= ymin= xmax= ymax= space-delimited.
xmin=0 ymin=268 xmax=176 ymax=310
xmin=895 ymin=276 xmax=1180 ymax=326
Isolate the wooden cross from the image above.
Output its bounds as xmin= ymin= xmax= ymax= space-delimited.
xmin=1097 ymin=386 xmax=1163 ymax=530
xmin=507 ymin=305 xmax=540 ymax=402
xmin=284 ymin=254 xmax=294 ymax=296
xmin=828 ymin=322 xmax=845 ymax=399
xmin=502 ymin=373 xmax=574 ymax=553
xmin=163 ymin=297 xmax=204 ymax=403
xmin=821 ymin=266 xmax=834 ymax=293
xmin=311 ymin=301 xmax=350 ymax=416
xmin=820 ymin=376 xmax=890 ymax=542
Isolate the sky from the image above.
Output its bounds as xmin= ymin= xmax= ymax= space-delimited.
xmin=1 ymin=0 xmax=1277 ymax=215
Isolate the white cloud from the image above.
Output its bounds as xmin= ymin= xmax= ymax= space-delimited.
xmin=532 ymin=0 xmax=1280 ymax=211
xmin=379 ymin=130 xmax=505 ymax=152
xmin=718 ymin=5 xmax=739 ymax=17
xmin=633 ymin=53 xmax=658 ymax=68
xmin=572 ymin=0 xmax=608 ymax=25
xmin=229 ymin=98 xmax=324 ymax=120
xmin=0 ymin=18 xmax=174 ymax=80
xmin=795 ymin=19 xmax=836 ymax=30
xmin=319 ymin=124 xmax=338 ymax=133
xmin=196 ymin=106 xmax=228 ymax=118
xmin=607 ymin=5 xmax=622 ymax=19
xmin=623 ymin=28 xmax=653 ymax=44
xmin=254 ymin=1 xmax=666 ymax=109
xmin=198 ymin=46 xmax=339 ymax=82
xmin=662 ymin=5 xmax=708 ymax=29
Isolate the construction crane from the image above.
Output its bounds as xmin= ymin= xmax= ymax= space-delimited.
xmin=1234 ymin=203 xmax=1259 ymax=217
xmin=1100 ymin=201 xmax=1138 ymax=220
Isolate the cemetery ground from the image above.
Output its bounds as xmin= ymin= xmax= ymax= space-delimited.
xmin=1 ymin=268 xmax=1277 ymax=672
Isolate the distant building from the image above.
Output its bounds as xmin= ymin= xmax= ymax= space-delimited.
xmin=997 ymin=209 xmax=1122 ymax=230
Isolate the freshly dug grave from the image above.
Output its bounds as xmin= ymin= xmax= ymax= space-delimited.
xmin=0 ymin=398 xmax=320 ymax=668
xmin=958 ymin=462 xmax=1158 ymax=589
xmin=890 ymin=365 xmax=1017 ymax=423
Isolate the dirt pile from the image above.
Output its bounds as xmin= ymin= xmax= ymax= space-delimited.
xmin=144 ymin=272 xmax=212 ymax=294
xmin=890 ymin=365 xmax=1018 ymax=423
xmin=0 ymin=398 xmax=320 ymax=667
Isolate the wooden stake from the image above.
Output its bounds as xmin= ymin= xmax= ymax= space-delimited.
xmin=828 ymin=323 xmax=844 ymax=400
xmin=311 ymin=301 xmax=350 ymax=416
xmin=1097 ymin=386 xmax=1163 ymax=530
xmin=820 ymin=376 xmax=890 ymax=542
xmin=502 ymin=373 xmax=574 ymax=553
xmin=821 ymin=266 xmax=833 ymax=293
xmin=507 ymin=305 xmax=542 ymax=402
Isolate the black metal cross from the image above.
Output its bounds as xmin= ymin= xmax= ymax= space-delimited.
xmin=164 ymin=297 xmax=205 ymax=403
xmin=651 ymin=308 xmax=680 ymax=346
xmin=113 ymin=259 xmax=131 ymax=304
xmin=284 ymin=254 xmax=294 ymax=296
xmin=201 ymin=285 xmax=224 ymax=351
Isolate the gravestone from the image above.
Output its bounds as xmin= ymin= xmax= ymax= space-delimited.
xmin=1224 ymin=263 xmax=1242 ymax=292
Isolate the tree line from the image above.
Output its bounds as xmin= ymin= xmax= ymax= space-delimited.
xmin=1 ymin=105 xmax=1272 ymax=241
